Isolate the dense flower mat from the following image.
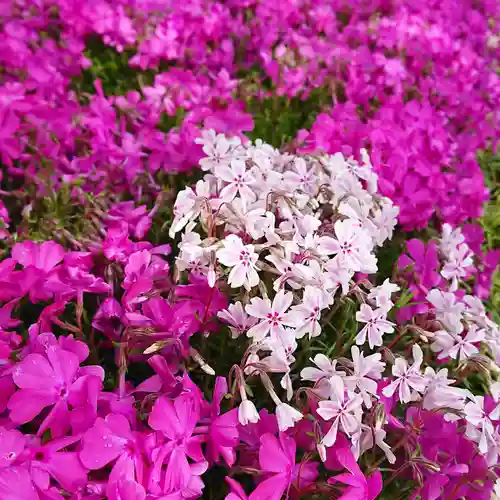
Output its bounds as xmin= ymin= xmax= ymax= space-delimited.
xmin=0 ymin=0 xmax=499 ymax=499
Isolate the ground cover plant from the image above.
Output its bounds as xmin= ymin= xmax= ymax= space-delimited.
xmin=0 ymin=0 xmax=499 ymax=499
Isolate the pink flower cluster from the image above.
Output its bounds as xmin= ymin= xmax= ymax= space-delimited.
xmin=0 ymin=0 xmax=497 ymax=231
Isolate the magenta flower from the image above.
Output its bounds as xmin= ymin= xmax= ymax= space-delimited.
xmin=328 ymin=446 xmax=382 ymax=500
xmin=12 ymin=241 xmax=65 ymax=302
xmin=148 ymin=393 xmax=206 ymax=494
xmin=251 ymin=432 xmax=315 ymax=500
xmin=80 ymin=413 xmax=146 ymax=496
xmin=8 ymin=345 xmax=104 ymax=437
xmin=205 ymin=377 xmax=239 ymax=467
xmin=93 ymin=298 xmax=124 ymax=340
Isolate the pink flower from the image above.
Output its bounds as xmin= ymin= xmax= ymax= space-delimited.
xmin=217 ymin=158 xmax=256 ymax=206
xmin=12 ymin=241 xmax=65 ymax=302
xmin=216 ymin=235 xmax=260 ymax=291
xmin=355 ymin=304 xmax=394 ymax=349
xmin=252 ymin=433 xmax=297 ymax=500
xmin=245 ymin=290 xmax=297 ymax=341
xmin=317 ymin=393 xmax=363 ymax=448
xmin=328 ymin=446 xmax=382 ymax=500
xmin=80 ymin=413 xmax=145 ymax=495
xmin=206 ymin=378 xmax=240 ymax=467
xmin=382 ymin=345 xmax=428 ymax=403
xmin=148 ymin=393 xmax=206 ymax=494
xmin=8 ymin=345 xmax=104 ymax=437
xmin=218 ymin=302 xmax=258 ymax=338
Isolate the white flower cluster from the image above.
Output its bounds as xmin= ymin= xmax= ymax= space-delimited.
xmin=439 ymin=223 xmax=475 ymax=291
xmin=298 ymin=223 xmax=500 ymax=462
xmin=170 ymin=130 xmax=399 ymax=430
xmin=430 ymin=224 xmax=500 ymax=365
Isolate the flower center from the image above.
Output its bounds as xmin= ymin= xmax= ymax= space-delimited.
xmin=267 ymin=312 xmax=282 ymax=325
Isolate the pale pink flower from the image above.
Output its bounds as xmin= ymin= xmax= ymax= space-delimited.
xmin=195 ymin=129 xmax=240 ymax=172
xmin=169 ymin=180 xmax=213 ymax=236
xmin=426 ymin=289 xmax=464 ymax=331
xmin=217 ymin=159 xmax=256 ymax=206
xmin=318 ymin=220 xmax=377 ymax=274
xmin=355 ymin=304 xmax=394 ymax=349
xmin=464 ymin=396 xmax=499 ymax=454
xmin=431 ymin=324 xmax=485 ymax=361
xmin=317 ymin=393 xmax=363 ymax=448
xmin=367 ymin=279 xmax=400 ymax=312
xmin=238 ymin=399 xmax=260 ymax=426
xmin=344 ymin=346 xmax=385 ymax=408
xmin=275 ymin=402 xmax=303 ymax=431
xmin=245 ymin=290 xmax=297 ymax=341
xmin=288 ymin=286 xmax=329 ymax=339
xmin=382 ymin=345 xmax=427 ymax=403
xmin=216 ymin=235 xmax=259 ymax=291
xmin=218 ymin=302 xmax=258 ymax=338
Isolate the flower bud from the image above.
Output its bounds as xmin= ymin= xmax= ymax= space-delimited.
xmin=411 ymin=456 xmax=441 ymax=473
xmin=373 ymin=403 xmax=387 ymax=429
xmin=238 ymin=399 xmax=260 ymax=426
xmin=276 ymin=402 xmax=303 ymax=431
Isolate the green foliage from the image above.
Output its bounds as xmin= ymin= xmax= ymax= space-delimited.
xmin=71 ymin=37 xmax=156 ymax=96
xmin=246 ymin=87 xmax=331 ymax=148
xmin=478 ymin=149 xmax=500 ymax=321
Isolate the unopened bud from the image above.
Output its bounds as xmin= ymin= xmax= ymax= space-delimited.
xmin=470 ymin=354 xmax=499 ymax=375
xmin=373 ymin=403 xmax=386 ymax=429
xmin=190 ymin=348 xmax=215 ymax=375
xmin=382 ymin=347 xmax=395 ymax=365
xmin=411 ymin=457 xmax=441 ymax=473
xmin=143 ymin=341 xmax=168 ymax=355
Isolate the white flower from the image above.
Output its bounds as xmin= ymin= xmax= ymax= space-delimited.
xmin=422 ymin=367 xmax=469 ymax=415
xmin=318 ymin=219 xmax=377 ymax=274
xmin=288 ymin=286 xmax=329 ymax=339
xmin=360 ymin=425 xmax=396 ymax=464
xmin=218 ymin=302 xmax=258 ymax=338
xmin=245 ymin=290 xmax=297 ymax=341
xmin=283 ymin=157 xmax=317 ymax=194
xmin=325 ymin=258 xmax=353 ymax=296
xmin=431 ymin=324 xmax=485 ymax=361
xmin=195 ymin=129 xmax=240 ymax=172
xmin=238 ymin=399 xmax=260 ymax=425
xmin=301 ymin=354 xmax=345 ymax=399
xmin=216 ymin=235 xmax=259 ymax=291
xmin=169 ymin=180 xmax=212 ymax=236
xmin=275 ymin=402 xmax=303 ymax=431
xmin=464 ymin=396 xmax=499 ymax=454
xmin=439 ymin=223 xmax=465 ymax=256
xmin=355 ymin=304 xmax=395 ymax=349
xmin=441 ymin=243 xmax=474 ymax=290
xmin=217 ymin=158 xmax=256 ymax=206
xmin=317 ymin=393 xmax=363 ymax=447
xmin=371 ymin=199 xmax=399 ymax=245
xmin=367 ymin=279 xmax=400 ymax=312
xmin=426 ymin=289 xmax=464 ymax=331
xmin=344 ymin=346 xmax=385 ymax=408
xmin=382 ymin=345 xmax=427 ymax=403
xmin=301 ymin=354 xmax=342 ymax=382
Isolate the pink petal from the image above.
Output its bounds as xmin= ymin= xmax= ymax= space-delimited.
xmin=259 ymin=434 xmax=290 ymax=473
xmin=149 ymin=397 xmax=183 ymax=439
xmin=79 ymin=417 xmax=128 ymax=469
xmin=47 ymin=346 xmax=79 ymax=387
xmin=8 ymin=389 xmax=57 ymax=424
xmin=13 ymin=353 xmax=56 ymax=390
xmin=249 ymin=472 xmax=289 ymax=500
xmin=0 ymin=466 xmax=38 ymax=500
xmin=46 ymin=451 xmax=88 ymax=492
